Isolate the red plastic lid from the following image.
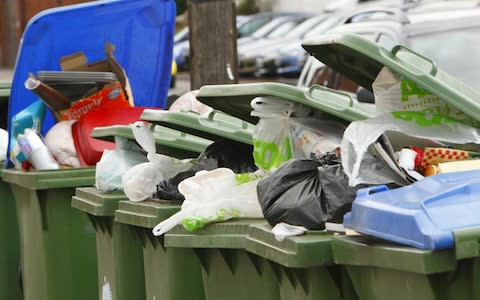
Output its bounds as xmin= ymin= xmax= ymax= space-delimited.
xmin=72 ymin=106 xmax=159 ymax=166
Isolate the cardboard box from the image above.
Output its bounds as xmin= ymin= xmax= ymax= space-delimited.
xmin=60 ymin=42 xmax=135 ymax=106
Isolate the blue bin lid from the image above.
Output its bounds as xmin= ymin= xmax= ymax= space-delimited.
xmin=344 ymin=170 xmax=480 ymax=250
xmin=7 ymin=0 xmax=175 ymax=153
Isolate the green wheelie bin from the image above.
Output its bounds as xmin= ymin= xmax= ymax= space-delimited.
xmin=71 ymin=124 xmax=211 ymax=300
xmin=112 ymin=110 xmax=257 ymax=300
xmin=245 ymin=224 xmax=357 ymax=300
xmin=332 ymin=233 xmax=480 ymax=300
xmin=298 ymin=33 xmax=480 ymax=300
xmin=0 ymin=81 xmax=22 ymax=300
xmin=115 ymin=200 xmax=205 ymax=300
xmin=0 ymin=166 xmax=22 ymax=300
xmin=165 ymin=220 xmax=279 ymax=300
xmin=2 ymin=167 xmax=98 ymax=300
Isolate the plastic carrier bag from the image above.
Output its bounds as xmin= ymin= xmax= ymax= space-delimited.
xmin=152 ymin=168 xmax=263 ymax=236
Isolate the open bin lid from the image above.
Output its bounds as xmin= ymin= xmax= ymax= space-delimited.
xmin=302 ymin=33 xmax=480 ymax=122
xmin=92 ymin=124 xmax=212 ymax=159
xmin=343 ymin=170 xmax=480 ymax=251
xmin=7 ymin=0 xmax=176 ymax=143
xmin=141 ymin=110 xmax=254 ymax=145
xmin=196 ymin=82 xmax=375 ymax=124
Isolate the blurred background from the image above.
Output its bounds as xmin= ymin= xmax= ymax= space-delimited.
xmin=2 ymin=0 xmax=480 ymax=103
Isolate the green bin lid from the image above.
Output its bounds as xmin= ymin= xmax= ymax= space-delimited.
xmin=197 ymin=82 xmax=375 ymax=124
xmin=2 ymin=167 xmax=95 ymax=190
xmin=72 ymin=187 xmax=127 ymax=216
xmin=141 ymin=110 xmax=254 ymax=145
xmin=302 ymin=33 xmax=480 ymax=122
xmin=244 ymin=224 xmax=334 ymax=268
xmin=92 ymin=124 xmax=212 ymax=159
xmin=165 ymin=219 xmax=267 ymax=249
xmin=114 ymin=200 xmax=181 ymax=229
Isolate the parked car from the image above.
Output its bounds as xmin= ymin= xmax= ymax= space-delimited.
xmin=298 ymin=1 xmax=480 ymax=103
xmin=238 ymin=14 xmax=312 ymax=75
xmin=174 ymin=13 xmax=296 ymax=70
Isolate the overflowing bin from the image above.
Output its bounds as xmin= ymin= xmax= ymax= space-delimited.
xmin=299 ymin=32 xmax=480 ymax=300
xmin=72 ymin=124 xmax=210 ymax=300
xmin=245 ymin=224 xmax=357 ymax=300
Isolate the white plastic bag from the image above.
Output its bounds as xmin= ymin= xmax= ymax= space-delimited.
xmin=45 ymin=120 xmax=81 ymax=167
xmin=152 ymin=168 xmax=264 ymax=236
xmin=95 ymin=137 xmax=148 ymax=192
xmin=251 ymin=97 xmax=296 ymax=171
xmin=373 ymin=67 xmax=479 ymax=127
xmin=122 ymin=122 xmax=193 ymax=202
xmin=272 ymin=223 xmax=307 ymax=242
xmin=342 ymin=113 xmax=480 ymax=186
xmin=169 ymin=90 xmax=212 ymax=114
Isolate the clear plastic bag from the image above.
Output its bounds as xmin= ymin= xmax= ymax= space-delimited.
xmin=95 ymin=136 xmax=148 ymax=192
xmin=152 ymin=168 xmax=264 ymax=236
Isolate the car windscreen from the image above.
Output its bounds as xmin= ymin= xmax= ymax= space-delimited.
xmin=238 ymin=16 xmax=273 ymax=38
xmin=285 ymin=16 xmax=326 ymax=38
xmin=267 ymin=20 xmax=304 ymax=38
xmin=408 ymin=26 xmax=480 ymax=92
xmin=251 ymin=17 xmax=292 ymax=39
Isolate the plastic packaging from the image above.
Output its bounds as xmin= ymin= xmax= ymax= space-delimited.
xmin=168 ymin=90 xmax=212 ymax=114
xmin=95 ymin=137 xmax=148 ymax=192
xmin=271 ymin=222 xmax=307 ymax=242
xmin=152 ymin=168 xmax=264 ymax=235
xmin=45 ymin=120 xmax=81 ymax=167
xmin=17 ymin=129 xmax=59 ymax=170
xmin=9 ymin=100 xmax=47 ymax=168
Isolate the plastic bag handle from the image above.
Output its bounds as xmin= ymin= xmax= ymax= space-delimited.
xmin=306 ymin=84 xmax=354 ymax=108
xmin=355 ymin=185 xmax=389 ymax=199
xmin=391 ymin=45 xmax=438 ymax=76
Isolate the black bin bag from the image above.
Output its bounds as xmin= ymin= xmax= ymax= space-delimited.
xmin=257 ymin=155 xmax=365 ymax=230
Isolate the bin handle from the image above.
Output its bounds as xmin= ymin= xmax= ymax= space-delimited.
xmin=306 ymin=84 xmax=354 ymax=108
xmin=355 ymin=185 xmax=389 ymax=199
xmin=391 ymin=45 xmax=438 ymax=76
xmin=206 ymin=110 xmax=249 ymax=129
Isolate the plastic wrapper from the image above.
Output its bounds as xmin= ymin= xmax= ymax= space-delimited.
xmin=257 ymin=155 xmax=367 ymax=230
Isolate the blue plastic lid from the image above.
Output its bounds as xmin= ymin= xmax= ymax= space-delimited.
xmin=7 ymin=0 xmax=175 ymax=166
xmin=344 ymin=170 xmax=480 ymax=250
